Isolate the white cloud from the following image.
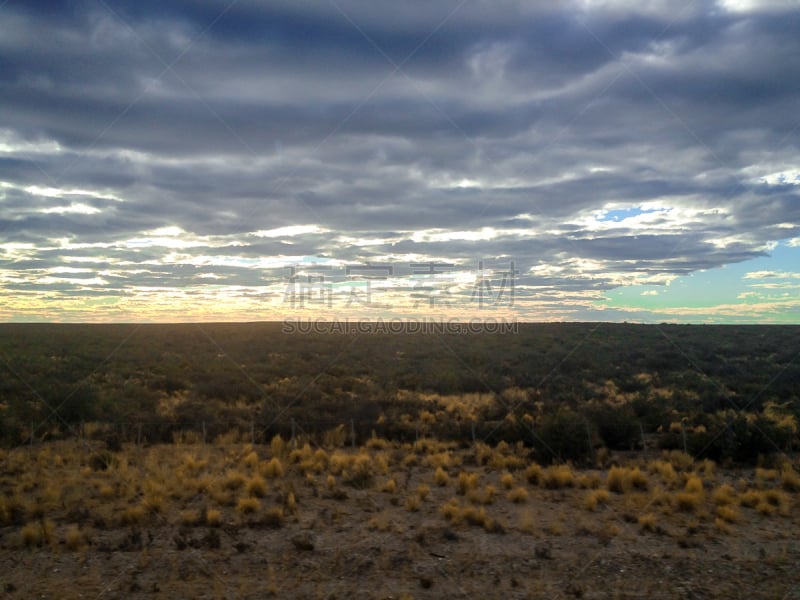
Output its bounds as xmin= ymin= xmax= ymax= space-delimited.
xmin=756 ymin=169 xmax=800 ymax=186
xmin=39 ymin=203 xmax=101 ymax=215
xmin=743 ymin=270 xmax=800 ymax=279
xmin=251 ymin=225 xmax=327 ymax=238
xmin=718 ymin=0 xmax=800 ymax=14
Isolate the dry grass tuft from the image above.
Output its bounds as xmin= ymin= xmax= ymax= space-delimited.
xmin=64 ymin=524 xmax=86 ymax=550
xmin=405 ymin=494 xmax=421 ymax=512
xmin=780 ymin=466 xmax=800 ymax=492
xmin=434 ymin=466 xmax=450 ymax=487
xmin=262 ymin=457 xmax=284 ymax=479
xmin=664 ymin=450 xmax=694 ymax=472
xmin=541 ymin=464 xmax=574 ymax=489
xmin=638 ymin=513 xmax=658 ymax=533
xmin=583 ymin=489 xmax=610 ymax=511
xmin=205 ymin=508 xmax=222 ymax=526
xmin=246 ymin=475 xmax=268 ymax=498
xmin=711 ymin=484 xmax=737 ymax=506
xmin=524 ymin=463 xmax=543 ymax=485
xmin=507 ymin=487 xmax=529 ymax=504
xmin=684 ymin=475 xmax=704 ymax=495
xmin=121 ymin=505 xmax=146 ymax=525
xmin=649 ymin=459 xmax=678 ymax=486
xmin=20 ymin=519 xmax=55 ymax=548
xmin=739 ymin=489 xmax=761 ymax=508
xmin=607 ymin=466 xmax=648 ymax=493
xmin=180 ymin=509 xmax=202 ymax=526
xmin=416 ymin=484 xmax=430 ymax=501
xmin=714 ymin=517 xmax=732 ymax=534
xmin=222 ymin=470 xmax=247 ymax=490
xmin=577 ymin=473 xmax=601 ymax=489
xmin=755 ymin=468 xmax=777 ymax=486
xmin=380 ymin=478 xmax=397 ymax=493
xmin=242 ymin=451 xmax=260 ymax=469
xmin=715 ymin=504 xmax=740 ymax=523
xmin=468 ymin=484 xmax=497 ymax=506
xmin=236 ymin=496 xmax=261 ymax=515
xmin=457 ymin=471 xmax=479 ymax=495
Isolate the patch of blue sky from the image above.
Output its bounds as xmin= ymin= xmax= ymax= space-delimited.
xmin=600 ymin=239 xmax=800 ymax=322
xmin=596 ymin=207 xmax=661 ymax=222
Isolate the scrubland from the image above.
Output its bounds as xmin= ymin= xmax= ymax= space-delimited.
xmin=1 ymin=436 xmax=799 ymax=598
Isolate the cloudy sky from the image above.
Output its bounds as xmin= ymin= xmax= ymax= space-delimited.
xmin=1 ymin=0 xmax=799 ymax=323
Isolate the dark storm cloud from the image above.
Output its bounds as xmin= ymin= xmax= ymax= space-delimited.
xmin=1 ymin=0 xmax=799 ymax=317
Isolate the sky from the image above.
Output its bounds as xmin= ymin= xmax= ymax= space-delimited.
xmin=1 ymin=0 xmax=799 ymax=323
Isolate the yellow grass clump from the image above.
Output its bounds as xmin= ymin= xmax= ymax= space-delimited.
xmin=664 ymin=450 xmax=694 ymax=472
xmin=367 ymin=514 xmax=393 ymax=532
xmin=541 ymin=464 xmax=575 ymax=489
xmin=638 ymin=513 xmax=658 ymax=532
xmin=64 ymin=524 xmax=87 ymax=550
xmin=780 ymin=466 xmax=800 ymax=492
xmin=607 ymin=466 xmax=648 ymax=493
xmin=755 ymin=468 xmax=777 ymax=486
xmin=507 ymin=486 xmax=529 ymax=504
xmin=714 ymin=517 xmax=732 ymax=534
xmin=577 ymin=473 xmax=601 ymax=489
xmin=711 ymin=484 xmax=737 ymax=506
xmin=242 ymin=451 xmax=260 ymax=469
xmin=425 ymin=451 xmax=455 ymax=469
xmin=715 ymin=504 xmax=740 ymax=523
xmin=180 ymin=509 xmax=202 ymax=526
xmin=246 ymin=475 xmax=268 ymax=498
xmin=222 ymin=470 xmax=247 ymax=490
xmin=457 ymin=471 xmax=479 ymax=495
xmin=762 ymin=489 xmax=791 ymax=515
xmin=442 ymin=498 xmax=494 ymax=530
xmin=467 ymin=484 xmax=497 ymax=506
xmin=584 ymin=489 xmax=610 ymax=511
xmin=262 ymin=457 xmax=284 ymax=479
xmin=236 ymin=497 xmax=261 ymax=515
xmin=405 ymin=494 xmax=421 ymax=512
xmin=365 ymin=433 xmax=390 ymax=450
xmin=684 ymin=475 xmax=704 ymax=495
xmin=205 ymin=508 xmax=222 ymax=526
xmin=416 ymin=484 xmax=430 ymax=501
xmin=673 ymin=475 xmax=705 ymax=512
xmin=121 ymin=505 xmax=146 ymax=525
xmin=270 ymin=435 xmax=286 ymax=457
xmin=434 ymin=466 xmax=450 ymax=487
xmin=21 ymin=520 xmax=55 ymax=548
xmin=524 ymin=463 xmax=543 ymax=485
xmin=739 ymin=489 xmax=761 ymax=508
xmin=648 ymin=459 xmax=677 ymax=486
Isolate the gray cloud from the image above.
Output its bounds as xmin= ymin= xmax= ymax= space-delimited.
xmin=1 ymin=0 xmax=799 ymax=320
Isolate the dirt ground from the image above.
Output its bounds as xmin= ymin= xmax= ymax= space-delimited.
xmin=1 ymin=441 xmax=799 ymax=599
